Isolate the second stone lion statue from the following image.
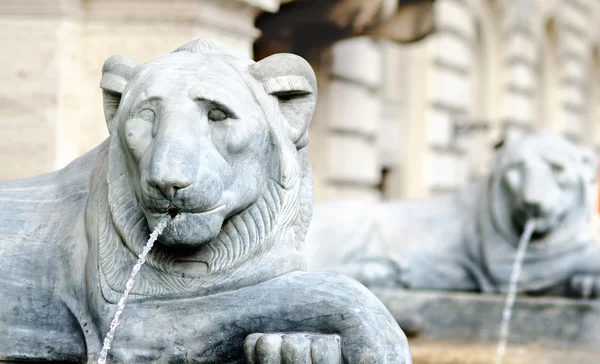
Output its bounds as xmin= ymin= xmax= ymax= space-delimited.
xmin=0 ymin=38 xmax=410 ymax=363
xmin=306 ymin=131 xmax=600 ymax=299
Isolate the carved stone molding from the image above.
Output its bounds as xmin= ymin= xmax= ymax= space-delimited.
xmin=0 ymin=0 xmax=273 ymax=39
xmin=84 ymin=0 xmax=260 ymax=39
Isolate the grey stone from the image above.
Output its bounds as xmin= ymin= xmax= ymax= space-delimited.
xmin=306 ymin=130 xmax=600 ymax=298
xmin=373 ymin=288 xmax=600 ymax=352
xmin=0 ymin=38 xmax=409 ymax=363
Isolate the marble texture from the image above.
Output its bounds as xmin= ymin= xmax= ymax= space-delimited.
xmin=0 ymin=38 xmax=409 ymax=363
xmin=306 ymin=131 xmax=600 ymax=298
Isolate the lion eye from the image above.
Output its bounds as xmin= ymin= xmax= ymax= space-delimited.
xmin=208 ymin=108 xmax=228 ymax=122
xmin=549 ymin=162 xmax=564 ymax=174
xmin=139 ymin=108 xmax=155 ymax=123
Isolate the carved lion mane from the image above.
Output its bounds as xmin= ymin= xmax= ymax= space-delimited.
xmin=92 ymin=38 xmax=315 ymax=303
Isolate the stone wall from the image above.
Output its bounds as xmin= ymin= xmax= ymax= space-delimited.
xmin=308 ymin=0 xmax=600 ymax=201
xmin=309 ymin=38 xmax=384 ymax=202
xmin=0 ymin=0 xmax=277 ymax=180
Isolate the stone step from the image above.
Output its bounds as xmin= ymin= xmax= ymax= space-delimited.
xmin=372 ymin=288 xmax=600 ymax=351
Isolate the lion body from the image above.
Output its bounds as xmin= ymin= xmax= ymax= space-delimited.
xmin=306 ymin=131 xmax=600 ymax=296
xmin=0 ymin=143 xmax=100 ymax=359
xmin=0 ymin=38 xmax=409 ymax=363
xmin=0 ymin=140 xmax=409 ymax=363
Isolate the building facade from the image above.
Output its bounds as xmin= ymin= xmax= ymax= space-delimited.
xmin=309 ymin=0 xmax=600 ymax=204
xmin=2 ymin=0 xmax=600 ymax=217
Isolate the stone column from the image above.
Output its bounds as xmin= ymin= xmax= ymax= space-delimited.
xmin=378 ymin=40 xmax=407 ymax=200
xmin=500 ymin=0 xmax=537 ymax=142
xmin=309 ymin=37 xmax=382 ymax=202
xmin=554 ymin=0 xmax=593 ymax=141
xmin=416 ymin=0 xmax=472 ymax=197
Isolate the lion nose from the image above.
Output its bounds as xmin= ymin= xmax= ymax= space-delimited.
xmin=148 ymin=177 xmax=192 ymax=200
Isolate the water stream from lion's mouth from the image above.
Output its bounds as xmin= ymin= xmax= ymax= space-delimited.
xmin=495 ymin=219 xmax=536 ymax=364
xmin=97 ymin=215 xmax=172 ymax=364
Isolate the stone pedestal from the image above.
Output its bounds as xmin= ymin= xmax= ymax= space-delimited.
xmin=373 ymin=288 xmax=600 ymax=358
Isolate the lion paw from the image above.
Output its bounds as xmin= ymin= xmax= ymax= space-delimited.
xmin=569 ymin=274 xmax=600 ymax=298
xmin=244 ymin=332 xmax=342 ymax=364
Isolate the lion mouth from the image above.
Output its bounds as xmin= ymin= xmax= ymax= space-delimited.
xmin=155 ymin=204 xmax=227 ymax=217
xmin=511 ymin=210 xmax=564 ymax=241
xmin=167 ymin=207 xmax=180 ymax=219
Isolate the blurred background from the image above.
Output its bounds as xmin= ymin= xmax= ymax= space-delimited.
xmin=1 ymin=0 xmax=599 ymax=226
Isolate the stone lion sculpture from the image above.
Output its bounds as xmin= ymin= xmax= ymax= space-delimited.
xmin=0 ymin=38 xmax=410 ymax=363
xmin=306 ymin=130 xmax=600 ymax=299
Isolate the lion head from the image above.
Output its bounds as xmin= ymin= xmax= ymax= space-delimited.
xmin=95 ymin=38 xmax=317 ymax=302
xmin=489 ymin=130 xmax=598 ymax=241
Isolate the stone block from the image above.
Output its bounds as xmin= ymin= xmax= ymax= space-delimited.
xmin=331 ymin=37 xmax=381 ymax=88
xmin=423 ymin=148 xmax=467 ymax=190
xmin=564 ymin=58 xmax=586 ymax=82
xmin=378 ymin=102 xmax=404 ymax=168
xmin=508 ymin=63 xmax=536 ymax=90
xmin=433 ymin=33 xmax=471 ymax=70
xmin=561 ymin=2 xmax=589 ymax=31
xmin=434 ymin=0 xmax=474 ymax=41
xmin=429 ymin=68 xmax=470 ymax=111
xmin=558 ymin=110 xmax=584 ymax=137
xmin=327 ymin=135 xmax=380 ymax=184
xmin=329 ymin=80 xmax=380 ymax=134
xmin=502 ymin=122 xmax=531 ymax=143
xmin=563 ymin=84 xmax=586 ymax=109
xmin=506 ymin=33 xmax=536 ymax=65
xmin=504 ymin=94 xmax=535 ymax=123
xmin=426 ymin=109 xmax=453 ymax=147
xmin=373 ymin=289 xmax=600 ymax=351
xmin=380 ymin=41 xmax=407 ymax=102
xmin=562 ymin=32 xmax=588 ymax=59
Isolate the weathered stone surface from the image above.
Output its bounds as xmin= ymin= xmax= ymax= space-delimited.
xmin=306 ymin=131 xmax=600 ymax=299
xmin=0 ymin=38 xmax=409 ymax=363
xmin=373 ymin=288 xmax=600 ymax=351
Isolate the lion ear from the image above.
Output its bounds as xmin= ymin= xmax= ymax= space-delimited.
xmin=99 ymin=55 xmax=137 ymax=133
xmin=249 ymin=53 xmax=317 ymax=149
xmin=580 ymin=146 xmax=598 ymax=183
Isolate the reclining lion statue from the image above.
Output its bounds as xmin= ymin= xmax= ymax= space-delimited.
xmin=0 ymin=38 xmax=410 ymax=363
xmin=306 ymin=130 xmax=600 ymax=299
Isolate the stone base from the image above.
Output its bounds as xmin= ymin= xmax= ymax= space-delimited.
xmin=372 ymin=288 xmax=600 ymax=353
xmin=409 ymin=340 xmax=599 ymax=364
